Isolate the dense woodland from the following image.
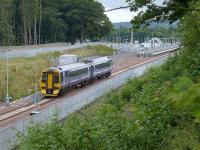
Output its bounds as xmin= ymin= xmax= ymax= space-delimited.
xmin=0 ymin=0 xmax=113 ymax=46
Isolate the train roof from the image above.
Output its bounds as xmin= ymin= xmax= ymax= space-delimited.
xmin=45 ymin=56 xmax=111 ymax=73
xmin=57 ymin=62 xmax=90 ymax=72
xmin=60 ymin=54 xmax=77 ymax=58
xmin=92 ymin=57 xmax=111 ymax=65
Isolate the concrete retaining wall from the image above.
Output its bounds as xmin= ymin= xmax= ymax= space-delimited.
xmin=0 ymin=54 xmax=169 ymax=150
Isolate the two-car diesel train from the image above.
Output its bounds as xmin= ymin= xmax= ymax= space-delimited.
xmin=40 ymin=57 xmax=112 ymax=97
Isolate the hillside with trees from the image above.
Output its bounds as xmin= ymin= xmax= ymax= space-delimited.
xmin=109 ymin=25 xmax=178 ymax=43
xmin=113 ymin=21 xmax=177 ymax=29
xmin=0 ymin=0 xmax=112 ymax=46
xmin=110 ymin=21 xmax=178 ymax=43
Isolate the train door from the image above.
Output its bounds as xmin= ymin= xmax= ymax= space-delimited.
xmin=90 ymin=63 xmax=95 ymax=78
xmin=47 ymin=73 xmax=53 ymax=94
xmin=47 ymin=74 xmax=53 ymax=89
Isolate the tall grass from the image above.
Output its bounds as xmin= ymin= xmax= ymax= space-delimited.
xmin=0 ymin=45 xmax=114 ymax=101
xmin=67 ymin=45 xmax=114 ymax=57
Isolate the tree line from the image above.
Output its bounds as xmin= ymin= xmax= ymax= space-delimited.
xmin=108 ymin=26 xmax=179 ymax=43
xmin=0 ymin=0 xmax=113 ymax=46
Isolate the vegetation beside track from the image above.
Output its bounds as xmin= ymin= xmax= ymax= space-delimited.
xmin=15 ymin=1 xmax=200 ymax=149
xmin=16 ymin=50 xmax=200 ymax=149
xmin=15 ymin=46 xmax=200 ymax=149
xmin=0 ymin=45 xmax=114 ymax=101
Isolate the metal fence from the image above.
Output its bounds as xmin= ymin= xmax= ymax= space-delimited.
xmin=0 ymin=54 xmax=169 ymax=150
xmin=111 ymin=43 xmax=179 ymax=55
xmin=0 ymin=42 xmax=178 ymax=59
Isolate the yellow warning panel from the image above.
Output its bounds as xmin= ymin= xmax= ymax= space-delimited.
xmin=48 ymin=74 xmax=53 ymax=89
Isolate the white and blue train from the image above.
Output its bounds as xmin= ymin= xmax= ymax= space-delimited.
xmin=40 ymin=57 xmax=112 ymax=97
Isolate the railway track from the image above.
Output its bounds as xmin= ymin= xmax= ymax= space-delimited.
xmin=0 ymin=52 xmax=171 ymax=128
xmin=0 ymin=77 xmax=109 ymax=123
xmin=0 ymin=52 xmax=133 ymax=116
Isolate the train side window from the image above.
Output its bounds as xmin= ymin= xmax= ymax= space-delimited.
xmin=69 ymin=70 xmax=79 ymax=77
xmin=69 ymin=72 xmax=72 ymax=77
xmin=96 ymin=62 xmax=110 ymax=69
xmin=75 ymin=70 xmax=79 ymax=76
xmin=69 ymin=68 xmax=88 ymax=78
xmin=106 ymin=61 xmax=111 ymax=67
xmin=79 ymin=68 xmax=88 ymax=75
xmin=95 ymin=64 xmax=101 ymax=69
xmin=65 ymin=71 xmax=68 ymax=80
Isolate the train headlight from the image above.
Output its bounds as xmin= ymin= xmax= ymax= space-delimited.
xmin=54 ymin=85 xmax=60 ymax=89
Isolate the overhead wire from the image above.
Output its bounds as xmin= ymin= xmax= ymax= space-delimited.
xmin=105 ymin=4 xmax=200 ymax=12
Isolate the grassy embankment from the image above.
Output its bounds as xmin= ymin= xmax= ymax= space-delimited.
xmin=0 ymin=45 xmax=114 ymax=101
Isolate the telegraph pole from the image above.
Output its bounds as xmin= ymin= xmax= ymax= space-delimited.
xmin=4 ymin=36 xmax=14 ymax=106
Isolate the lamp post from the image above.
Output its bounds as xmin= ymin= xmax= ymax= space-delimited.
xmin=5 ymin=49 xmax=11 ymax=106
xmin=30 ymin=67 xmax=40 ymax=116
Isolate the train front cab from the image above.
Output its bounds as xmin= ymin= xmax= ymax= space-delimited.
xmin=40 ymin=70 xmax=61 ymax=97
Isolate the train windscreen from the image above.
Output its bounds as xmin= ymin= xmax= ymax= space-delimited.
xmin=42 ymin=72 xmax=47 ymax=82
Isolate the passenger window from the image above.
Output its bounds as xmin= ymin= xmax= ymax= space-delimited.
xmin=63 ymin=71 xmax=68 ymax=81
xmin=69 ymin=71 xmax=77 ymax=77
xmin=65 ymin=72 xmax=68 ymax=78
xmin=79 ymin=68 xmax=88 ymax=75
xmin=96 ymin=62 xmax=110 ymax=69
xmin=69 ymin=68 xmax=88 ymax=77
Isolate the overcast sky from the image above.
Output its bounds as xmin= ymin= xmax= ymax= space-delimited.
xmin=97 ymin=0 xmax=134 ymax=23
xmin=97 ymin=0 xmax=164 ymax=23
